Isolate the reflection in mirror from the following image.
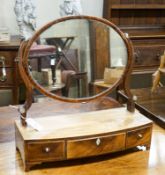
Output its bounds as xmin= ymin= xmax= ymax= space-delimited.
xmin=28 ymin=19 xmax=127 ymax=99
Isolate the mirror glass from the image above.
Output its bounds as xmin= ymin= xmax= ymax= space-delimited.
xmin=28 ymin=18 xmax=127 ymax=99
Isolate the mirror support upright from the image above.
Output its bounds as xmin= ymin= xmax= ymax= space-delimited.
xmin=18 ymin=41 xmax=34 ymax=125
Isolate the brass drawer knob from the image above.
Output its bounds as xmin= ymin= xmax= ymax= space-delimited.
xmin=44 ymin=147 xmax=51 ymax=153
xmin=137 ymin=133 xmax=143 ymax=139
xmin=96 ymin=138 xmax=101 ymax=146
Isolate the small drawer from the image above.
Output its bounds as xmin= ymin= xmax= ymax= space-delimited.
xmin=27 ymin=141 xmax=65 ymax=162
xmin=133 ymin=46 xmax=164 ymax=68
xmin=0 ymin=51 xmax=17 ymax=67
xmin=67 ymin=133 xmax=125 ymax=159
xmin=126 ymin=126 xmax=152 ymax=149
xmin=0 ymin=68 xmax=13 ymax=85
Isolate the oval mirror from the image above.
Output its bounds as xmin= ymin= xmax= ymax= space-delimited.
xmin=23 ymin=16 xmax=132 ymax=102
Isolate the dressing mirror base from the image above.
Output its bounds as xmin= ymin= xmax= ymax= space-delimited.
xmin=15 ymin=107 xmax=153 ymax=171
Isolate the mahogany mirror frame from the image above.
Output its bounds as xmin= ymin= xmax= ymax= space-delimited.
xmin=18 ymin=15 xmax=134 ymax=125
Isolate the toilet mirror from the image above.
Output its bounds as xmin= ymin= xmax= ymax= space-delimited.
xmin=21 ymin=16 xmax=133 ymax=102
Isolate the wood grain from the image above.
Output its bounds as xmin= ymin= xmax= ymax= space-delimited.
xmin=126 ymin=126 xmax=152 ymax=149
xmin=0 ymin=97 xmax=121 ymax=143
xmin=15 ymin=106 xmax=152 ymax=170
xmin=67 ymin=133 xmax=125 ymax=158
xmin=0 ymin=36 xmax=21 ymax=104
xmin=0 ymin=124 xmax=164 ymax=174
xmin=103 ymin=0 xmax=165 ymax=74
xmin=15 ymin=107 xmax=152 ymax=140
xmin=118 ymin=87 xmax=165 ymax=128
xmin=27 ymin=141 xmax=65 ymax=162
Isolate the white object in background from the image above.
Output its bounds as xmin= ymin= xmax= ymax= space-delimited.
xmin=42 ymin=69 xmax=52 ymax=86
xmin=125 ymin=33 xmax=129 ymax=38
xmin=0 ymin=27 xmax=10 ymax=42
xmin=14 ymin=0 xmax=37 ymax=40
xmin=26 ymin=118 xmax=43 ymax=131
xmin=115 ymin=58 xmax=124 ymax=67
xmin=60 ymin=0 xmax=82 ymax=16
xmin=56 ymin=69 xmax=62 ymax=84
xmin=50 ymin=59 xmax=56 ymax=66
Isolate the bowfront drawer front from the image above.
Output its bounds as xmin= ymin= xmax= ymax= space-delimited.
xmin=0 ymin=68 xmax=13 ymax=85
xmin=0 ymin=51 xmax=17 ymax=67
xmin=67 ymin=133 xmax=125 ymax=159
xmin=27 ymin=141 xmax=65 ymax=162
xmin=126 ymin=126 xmax=152 ymax=149
xmin=133 ymin=46 xmax=164 ymax=69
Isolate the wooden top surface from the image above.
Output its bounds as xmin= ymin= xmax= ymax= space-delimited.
xmin=0 ymin=97 xmax=121 ymax=143
xmin=93 ymin=80 xmax=112 ymax=88
xmin=0 ymin=35 xmax=20 ymax=50
xmin=15 ymin=107 xmax=152 ymax=141
xmin=0 ymin=124 xmax=165 ymax=175
xmin=0 ymin=100 xmax=165 ymax=174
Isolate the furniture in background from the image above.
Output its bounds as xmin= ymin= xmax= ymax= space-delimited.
xmin=118 ymin=87 xmax=165 ymax=129
xmin=103 ymin=0 xmax=165 ymax=89
xmin=103 ymin=0 xmax=165 ymax=128
xmin=92 ymin=80 xmax=112 ymax=95
xmin=120 ymin=52 xmax=165 ymax=128
xmin=0 ymin=36 xmax=20 ymax=105
xmin=46 ymin=37 xmax=88 ymax=97
xmin=46 ymin=36 xmax=75 ymax=50
xmin=29 ymin=43 xmax=56 ymax=71
xmin=89 ymin=20 xmax=110 ymax=82
xmin=60 ymin=49 xmax=88 ymax=97
xmin=29 ymin=42 xmax=56 ymax=86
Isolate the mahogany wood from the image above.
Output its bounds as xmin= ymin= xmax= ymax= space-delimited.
xmin=0 ymin=104 xmax=165 ymax=174
xmin=15 ymin=107 xmax=152 ymax=171
xmin=90 ymin=21 xmax=110 ymax=81
xmin=103 ymin=0 xmax=165 ymax=75
xmin=26 ymin=141 xmax=65 ymax=162
xmin=67 ymin=133 xmax=126 ymax=159
xmin=0 ymin=97 xmax=121 ymax=143
xmin=126 ymin=126 xmax=152 ymax=149
xmin=15 ymin=16 xmax=149 ymax=172
xmin=104 ymin=1 xmax=165 ymax=128
xmin=92 ymin=80 xmax=112 ymax=94
xmin=118 ymin=87 xmax=165 ymax=128
xmin=0 ymin=36 xmax=21 ymax=104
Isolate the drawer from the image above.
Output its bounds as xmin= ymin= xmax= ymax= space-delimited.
xmin=133 ymin=46 xmax=165 ymax=68
xmin=27 ymin=140 xmax=65 ymax=162
xmin=0 ymin=89 xmax=12 ymax=106
xmin=0 ymin=51 xmax=17 ymax=67
xmin=126 ymin=126 xmax=152 ymax=149
xmin=0 ymin=68 xmax=13 ymax=85
xmin=67 ymin=133 xmax=125 ymax=159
